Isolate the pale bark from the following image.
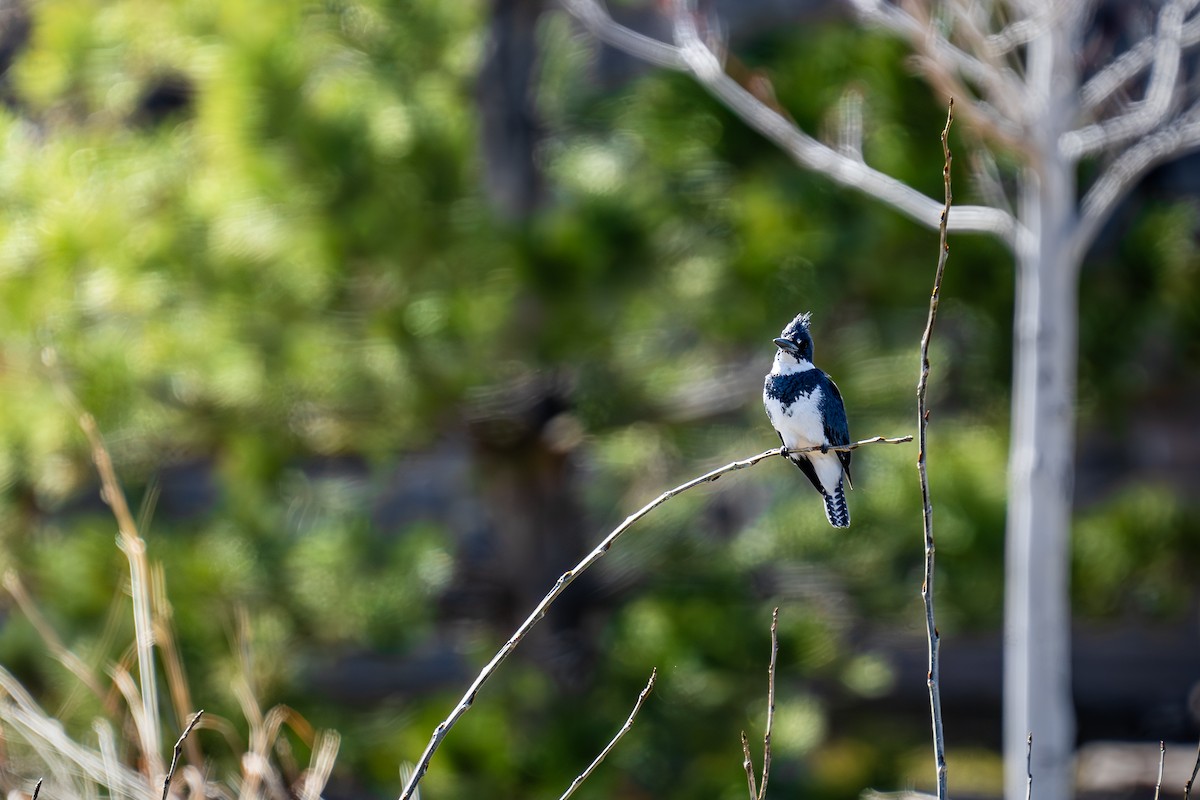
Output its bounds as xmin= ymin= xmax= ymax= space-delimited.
xmin=1001 ymin=13 xmax=1083 ymax=800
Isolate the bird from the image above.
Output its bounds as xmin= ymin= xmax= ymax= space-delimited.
xmin=762 ymin=311 xmax=853 ymax=528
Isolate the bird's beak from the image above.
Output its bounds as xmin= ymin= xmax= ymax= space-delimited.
xmin=773 ymin=338 xmax=799 ymax=354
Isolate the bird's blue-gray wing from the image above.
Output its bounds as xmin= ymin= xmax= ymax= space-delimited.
xmin=820 ymin=374 xmax=853 ymax=487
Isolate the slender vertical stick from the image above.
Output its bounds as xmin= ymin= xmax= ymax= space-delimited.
xmin=740 ymin=609 xmax=780 ymax=800
xmin=1025 ymin=733 xmax=1033 ymax=800
xmin=916 ymin=98 xmax=954 ymax=800
xmin=1187 ymin=735 xmax=1200 ymax=800
xmin=1154 ymin=741 xmax=1165 ymax=800
xmin=756 ymin=608 xmax=779 ymax=800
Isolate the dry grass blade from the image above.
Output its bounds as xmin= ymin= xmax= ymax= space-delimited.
xmin=3 ymin=571 xmax=110 ymax=709
xmin=0 ymin=665 xmax=147 ymax=798
xmin=915 ymin=98 xmax=954 ymax=800
xmin=151 ymin=564 xmax=203 ymax=770
xmin=299 ymin=731 xmax=341 ymax=800
xmin=557 ymin=669 xmax=656 ymax=800
xmin=76 ymin=410 xmax=163 ymax=780
xmin=162 ymin=710 xmax=204 ymax=800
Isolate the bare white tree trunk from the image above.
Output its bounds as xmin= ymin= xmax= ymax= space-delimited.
xmin=1005 ymin=14 xmax=1082 ymax=800
xmin=1006 ymin=185 xmax=1080 ymax=800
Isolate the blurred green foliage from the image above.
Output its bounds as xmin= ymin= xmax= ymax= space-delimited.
xmin=0 ymin=1 xmax=1196 ymax=798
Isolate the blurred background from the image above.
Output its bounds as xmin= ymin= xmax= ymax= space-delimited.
xmin=0 ymin=0 xmax=1197 ymax=798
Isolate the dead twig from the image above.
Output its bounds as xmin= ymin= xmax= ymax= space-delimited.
xmin=557 ymin=669 xmax=657 ymax=800
xmin=162 ymin=710 xmax=204 ymax=800
xmin=1187 ymin=733 xmax=1200 ymax=800
xmin=1025 ymin=733 xmax=1033 ymax=800
xmin=741 ymin=609 xmax=779 ymax=800
xmin=1155 ymin=741 xmax=1166 ymax=800
xmin=397 ymin=434 xmax=911 ymax=799
xmin=915 ymin=98 xmax=954 ymax=800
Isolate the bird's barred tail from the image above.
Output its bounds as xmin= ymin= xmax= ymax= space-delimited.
xmin=824 ymin=483 xmax=850 ymax=528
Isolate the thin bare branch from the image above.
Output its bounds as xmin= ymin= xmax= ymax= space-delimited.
xmin=738 ymin=608 xmax=780 ymax=800
xmin=1025 ymin=733 xmax=1033 ymax=800
xmin=741 ymin=731 xmax=758 ymax=800
xmin=1155 ymin=741 xmax=1166 ymax=800
xmin=908 ymin=54 xmax=1026 ymax=149
xmin=986 ymin=14 xmax=1047 ymax=57
xmin=1073 ymin=104 xmax=1200 ymax=264
xmin=560 ymin=0 xmax=1017 ymax=243
xmin=969 ymin=148 xmax=1012 ymax=216
xmin=1186 ymin=734 xmax=1200 ymax=800
xmin=756 ymin=608 xmax=779 ymax=800
xmin=916 ymin=99 xmax=954 ymax=800
xmin=396 ymin=434 xmax=910 ymax=799
xmin=162 ymin=710 xmax=204 ymax=800
xmin=847 ymin=0 xmax=1027 ymax=119
xmin=1062 ymin=0 xmax=1194 ymax=160
xmin=1081 ymin=10 xmax=1200 ymax=115
xmin=558 ymin=669 xmax=656 ymax=800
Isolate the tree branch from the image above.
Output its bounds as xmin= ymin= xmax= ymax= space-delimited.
xmin=915 ymin=98 xmax=954 ymax=800
xmin=757 ymin=608 xmax=778 ymax=800
xmin=849 ymin=0 xmax=1029 ymax=124
xmin=740 ymin=731 xmax=758 ymax=798
xmin=559 ymin=0 xmax=1018 ymax=243
xmin=1073 ymin=103 xmax=1200 ymax=264
xmin=1061 ymin=0 xmax=1193 ymax=160
xmin=1080 ymin=9 xmax=1200 ymax=115
xmin=558 ymin=669 xmax=656 ymax=800
xmin=396 ymin=434 xmax=911 ymax=799
xmin=739 ymin=608 xmax=779 ymax=800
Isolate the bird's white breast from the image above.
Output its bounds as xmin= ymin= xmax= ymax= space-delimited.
xmin=764 ymin=384 xmax=826 ymax=450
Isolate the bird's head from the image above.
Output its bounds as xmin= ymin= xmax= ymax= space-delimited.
xmin=773 ymin=311 xmax=814 ymax=364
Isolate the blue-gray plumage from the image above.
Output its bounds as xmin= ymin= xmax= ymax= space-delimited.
xmin=763 ymin=311 xmax=853 ymax=527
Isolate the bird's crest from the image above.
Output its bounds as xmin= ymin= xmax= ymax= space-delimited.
xmin=780 ymin=311 xmax=812 ymax=341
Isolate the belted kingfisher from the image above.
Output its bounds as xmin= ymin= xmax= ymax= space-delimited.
xmin=763 ymin=312 xmax=853 ymax=528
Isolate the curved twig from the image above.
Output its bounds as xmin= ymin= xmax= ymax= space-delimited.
xmin=397 ymin=434 xmax=911 ymax=799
